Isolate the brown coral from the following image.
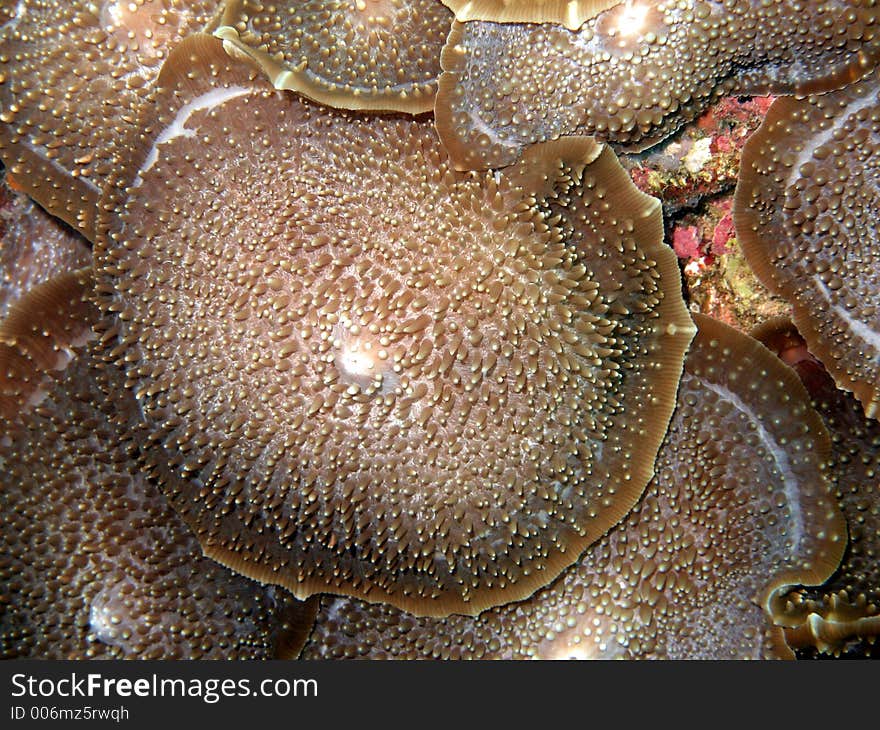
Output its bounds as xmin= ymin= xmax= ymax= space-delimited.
xmin=1 ymin=275 xmax=317 ymax=659
xmin=301 ymin=314 xmax=845 ymax=659
xmin=436 ymin=0 xmax=880 ymax=171
xmin=753 ymin=318 xmax=880 ymax=657
xmin=0 ymin=0 xmax=220 ymax=239
xmin=735 ymin=69 xmax=880 ymax=420
xmin=0 ymin=172 xmax=90 ymax=318
xmin=95 ymin=34 xmax=694 ymax=617
xmin=212 ymin=0 xmax=452 ymax=113
xmin=0 ymin=268 xmax=95 ymax=418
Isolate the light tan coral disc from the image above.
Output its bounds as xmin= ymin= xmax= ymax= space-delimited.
xmin=735 ymin=71 xmax=880 ymax=421
xmin=754 ymin=319 xmax=880 ymax=658
xmin=301 ymin=314 xmax=845 ymax=659
xmin=0 ymin=172 xmax=91 ymax=319
xmin=0 ymin=275 xmax=318 ymax=658
xmin=95 ymin=34 xmax=694 ymax=617
xmin=439 ymin=0 xmax=621 ymax=29
xmin=0 ymin=0 xmax=221 ymax=240
xmin=212 ymin=0 xmax=452 ymax=113
xmin=436 ymin=0 xmax=880 ymax=171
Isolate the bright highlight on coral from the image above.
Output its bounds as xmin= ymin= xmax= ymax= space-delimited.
xmin=613 ymin=2 xmax=648 ymax=36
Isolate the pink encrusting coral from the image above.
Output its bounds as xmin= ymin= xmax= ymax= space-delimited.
xmin=619 ymin=94 xmax=787 ymax=332
xmin=711 ymin=206 xmax=735 ymax=256
xmin=672 ymin=225 xmax=701 ymax=260
xmin=624 ymin=96 xmax=773 ymax=215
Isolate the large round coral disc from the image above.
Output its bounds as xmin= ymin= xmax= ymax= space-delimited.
xmin=97 ymin=36 xmax=694 ymax=616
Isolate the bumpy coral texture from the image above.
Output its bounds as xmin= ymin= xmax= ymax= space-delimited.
xmin=754 ymin=320 xmax=879 ymax=657
xmin=302 ymin=315 xmax=845 ymax=659
xmin=213 ymin=0 xmax=452 ymax=112
xmin=439 ymin=0 xmax=622 ymax=28
xmin=0 ymin=269 xmax=95 ymax=418
xmin=1 ymin=334 xmax=314 ymax=659
xmin=1 ymin=0 xmax=871 ymax=661
xmin=0 ymin=174 xmax=90 ymax=318
xmin=0 ymin=0 xmax=220 ymax=238
xmin=436 ymin=0 xmax=880 ymax=170
xmin=735 ymin=69 xmax=880 ymax=420
xmin=96 ymin=36 xmax=693 ymax=617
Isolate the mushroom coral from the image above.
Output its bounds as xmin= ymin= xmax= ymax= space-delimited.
xmin=212 ymin=0 xmax=453 ymax=113
xmin=0 ymin=173 xmax=90 ymax=318
xmin=0 ymin=0 xmax=871 ymax=662
xmin=301 ymin=313 xmax=846 ymax=659
xmin=436 ymin=0 xmax=880 ymax=171
xmin=0 ymin=273 xmax=318 ymax=659
xmin=439 ymin=0 xmax=623 ymax=29
xmin=0 ymin=268 xmax=94 ymax=419
xmin=753 ymin=319 xmax=880 ymax=657
xmin=95 ymin=34 xmax=694 ymax=617
xmin=734 ymin=68 xmax=880 ymax=420
xmin=0 ymin=0 xmax=222 ymax=239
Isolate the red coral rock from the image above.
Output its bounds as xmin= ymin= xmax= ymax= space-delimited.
xmin=673 ymin=224 xmax=702 ymax=260
xmin=711 ymin=204 xmax=736 ymax=255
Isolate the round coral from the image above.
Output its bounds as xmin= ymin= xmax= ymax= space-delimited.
xmin=95 ymin=35 xmax=694 ymax=617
